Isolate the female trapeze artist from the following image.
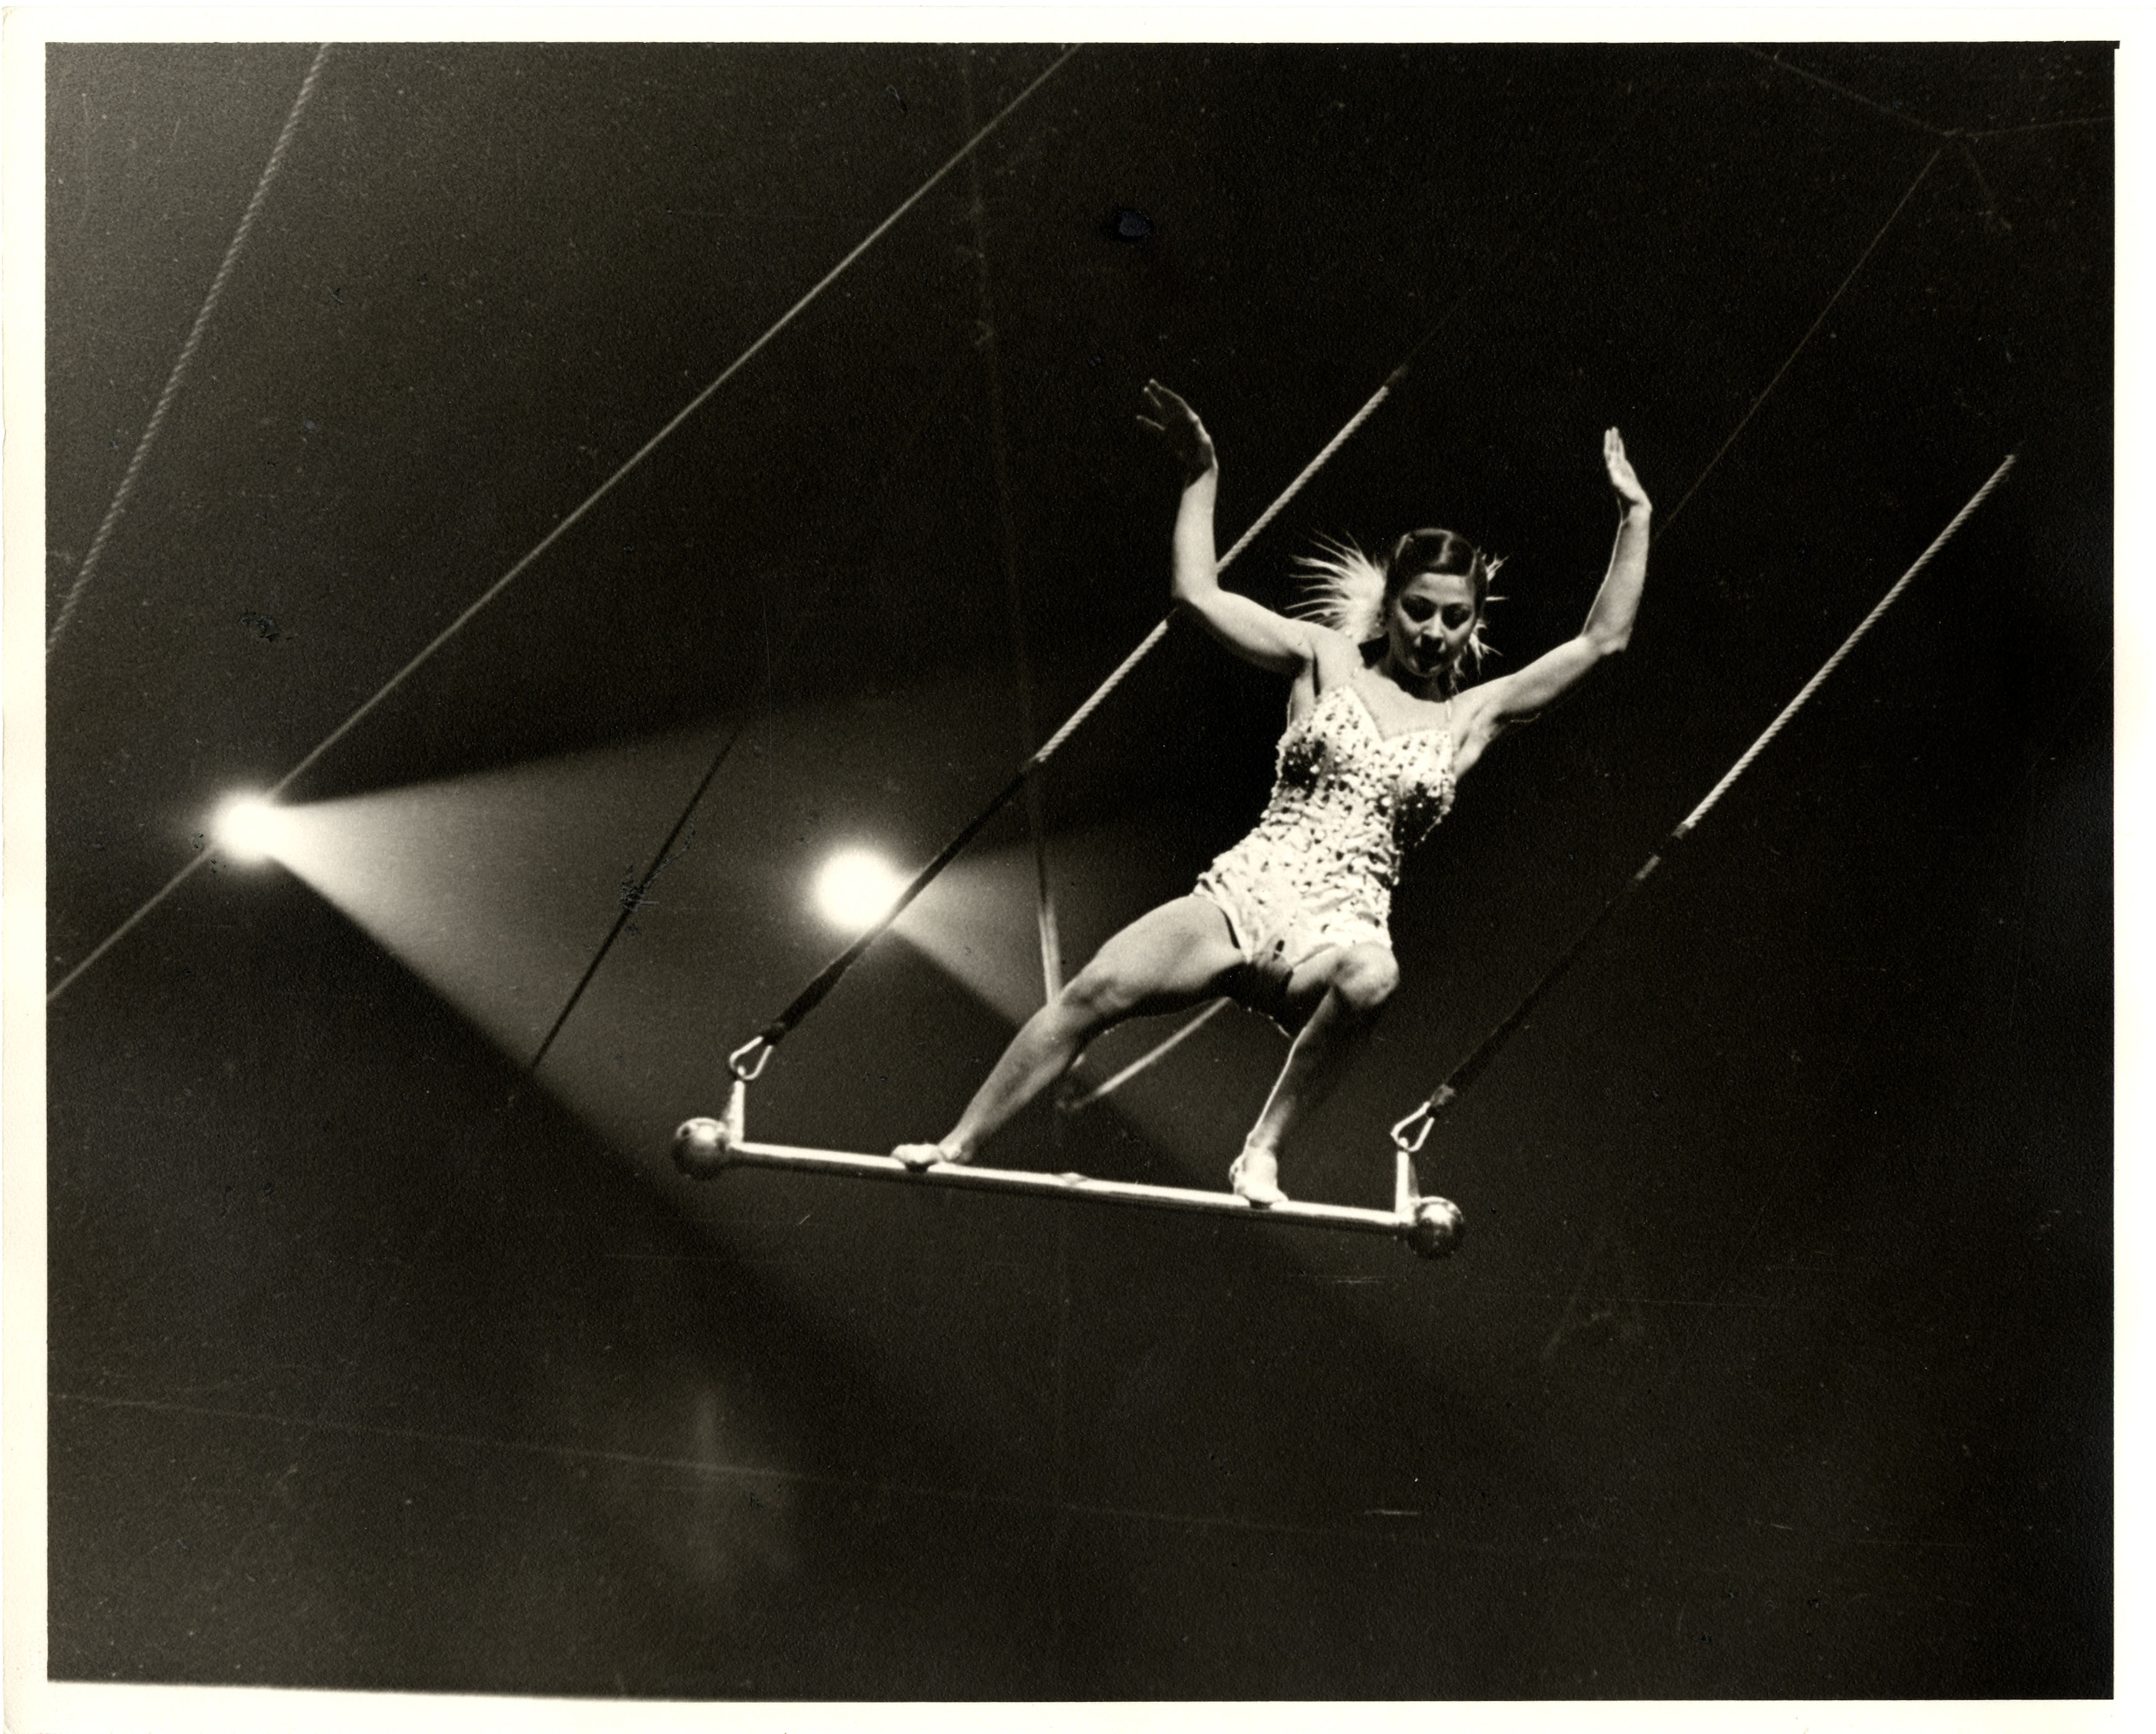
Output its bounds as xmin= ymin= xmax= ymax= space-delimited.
xmin=894 ymin=381 xmax=1652 ymax=1205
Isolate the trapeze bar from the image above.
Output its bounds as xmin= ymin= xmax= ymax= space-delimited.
xmin=674 ymin=1102 xmax=1462 ymax=1257
xmin=742 ymin=1137 xmax=1406 ymax=1232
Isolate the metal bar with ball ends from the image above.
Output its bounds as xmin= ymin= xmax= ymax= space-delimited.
xmin=673 ymin=1085 xmax=1465 ymax=1259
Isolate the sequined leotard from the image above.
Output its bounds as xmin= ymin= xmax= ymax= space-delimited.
xmin=1195 ymin=681 xmax=1456 ymax=986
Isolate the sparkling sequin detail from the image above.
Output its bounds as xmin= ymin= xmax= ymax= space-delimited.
xmin=1195 ymin=682 xmax=1457 ymax=963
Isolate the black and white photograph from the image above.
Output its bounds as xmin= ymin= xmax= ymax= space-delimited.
xmin=7 ymin=12 xmax=2129 ymax=1721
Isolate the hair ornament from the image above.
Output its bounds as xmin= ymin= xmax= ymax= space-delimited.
xmin=1291 ymin=534 xmax=1390 ymax=644
xmin=1462 ymin=553 xmax=1506 ymax=686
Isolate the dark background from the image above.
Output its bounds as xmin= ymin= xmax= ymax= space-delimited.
xmin=44 ymin=42 xmax=2110 ymax=1698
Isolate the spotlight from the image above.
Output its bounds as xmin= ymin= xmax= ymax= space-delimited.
xmin=813 ymin=846 xmax=908 ymax=934
xmin=210 ymin=791 xmax=282 ymax=865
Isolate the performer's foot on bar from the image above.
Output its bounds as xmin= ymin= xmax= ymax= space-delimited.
xmin=1229 ymin=1145 xmax=1288 ymax=1206
xmin=894 ymin=1140 xmax=967 ymax=1171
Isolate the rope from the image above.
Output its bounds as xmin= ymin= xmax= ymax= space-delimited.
xmin=962 ymin=58 xmax=1064 ymax=1000
xmin=1656 ymin=146 xmax=1942 ymax=538
xmin=1059 ymin=998 xmax=1230 ymax=1112
xmin=1739 ymin=47 xmax=2113 ymax=145
xmin=47 ymin=43 xmax=333 ymax=657
xmin=1387 ymin=452 xmax=2016 ymax=1155
xmin=1665 ymin=454 xmax=2016 ymax=842
xmin=524 ymin=732 xmax=738 ymax=1078
xmin=47 ymin=46 xmax=1080 ymax=1008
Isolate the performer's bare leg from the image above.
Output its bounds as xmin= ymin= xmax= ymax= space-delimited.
xmin=894 ymin=896 xmax=1242 ymax=1167
xmin=1230 ymin=942 xmax=1400 ymax=1204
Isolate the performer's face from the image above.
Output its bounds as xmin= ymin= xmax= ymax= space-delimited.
xmin=1387 ymin=569 xmax=1479 ymax=683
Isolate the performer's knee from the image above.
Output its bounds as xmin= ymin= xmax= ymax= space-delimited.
xmin=1333 ymin=948 xmax=1400 ymax=1019
xmin=1058 ymin=959 xmax=1140 ymax=1030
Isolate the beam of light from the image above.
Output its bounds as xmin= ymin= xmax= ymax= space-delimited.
xmin=243 ymin=674 xmax=1047 ymax=1115
xmin=264 ymin=721 xmax=740 ymax=1065
xmin=883 ymin=847 xmax=1054 ymax=1026
xmin=209 ymin=790 xmax=284 ymax=865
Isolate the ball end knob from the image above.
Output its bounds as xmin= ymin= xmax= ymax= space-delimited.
xmin=1408 ymin=1196 xmax=1464 ymax=1260
xmin=673 ymin=1116 xmax=735 ymax=1179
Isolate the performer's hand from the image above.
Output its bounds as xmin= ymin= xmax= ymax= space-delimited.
xmin=1604 ymin=427 xmax=1651 ymax=515
xmin=1138 ymin=379 xmax=1218 ymax=485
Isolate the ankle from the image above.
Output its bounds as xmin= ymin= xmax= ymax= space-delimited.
xmin=1229 ymin=1144 xmax=1288 ymax=1204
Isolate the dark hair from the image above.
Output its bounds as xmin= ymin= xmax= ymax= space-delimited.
xmin=1385 ymin=528 xmax=1498 ymax=614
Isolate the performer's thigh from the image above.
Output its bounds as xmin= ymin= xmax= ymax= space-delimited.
xmin=1074 ymin=895 xmax=1245 ymax=1018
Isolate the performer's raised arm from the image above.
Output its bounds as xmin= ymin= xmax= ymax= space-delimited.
xmin=1139 ymin=379 xmax=1328 ymax=679
xmin=1460 ymin=428 xmax=1652 ymax=746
